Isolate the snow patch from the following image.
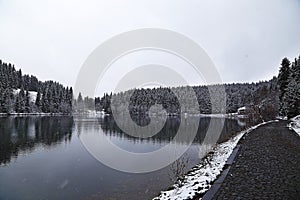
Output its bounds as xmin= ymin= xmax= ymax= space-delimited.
xmin=288 ymin=115 xmax=300 ymax=136
xmin=153 ymin=120 xmax=275 ymax=200
xmin=13 ymin=89 xmax=37 ymax=103
xmin=237 ymin=106 xmax=246 ymax=112
xmin=29 ymin=91 xmax=37 ymax=102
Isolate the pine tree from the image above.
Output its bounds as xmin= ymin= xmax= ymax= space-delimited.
xmin=282 ymin=56 xmax=300 ymax=118
xmin=25 ymin=90 xmax=30 ymax=113
xmin=35 ymin=90 xmax=41 ymax=108
xmin=17 ymin=88 xmax=26 ymax=113
xmin=77 ymin=92 xmax=84 ymax=112
xmin=278 ymin=58 xmax=291 ymax=114
xmin=68 ymin=87 xmax=73 ymax=112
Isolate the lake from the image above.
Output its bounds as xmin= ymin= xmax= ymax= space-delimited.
xmin=0 ymin=116 xmax=249 ymax=200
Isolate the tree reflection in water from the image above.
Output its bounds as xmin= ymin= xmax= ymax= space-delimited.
xmin=0 ymin=116 xmax=74 ymax=165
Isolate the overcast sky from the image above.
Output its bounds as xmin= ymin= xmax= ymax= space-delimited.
xmin=0 ymin=0 xmax=300 ymax=95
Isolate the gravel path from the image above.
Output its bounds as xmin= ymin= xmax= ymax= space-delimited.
xmin=212 ymin=120 xmax=300 ymax=200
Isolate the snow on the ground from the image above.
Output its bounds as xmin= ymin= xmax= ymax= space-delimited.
xmin=12 ymin=89 xmax=20 ymax=95
xmin=237 ymin=106 xmax=246 ymax=112
xmin=28 ymin=91 xmax=37 ymax=102
xmin=153 ymin=121 xmax=275 ymax=200
xmin=13 ymin=89 xmax=37 ymax=103
xmin=288 ymin=115 xmax=300 ymax=136
xmin=198 ymin=113 xmax=240 ymax=118
xmin=276 ymin=116 xmax=288 ymax=120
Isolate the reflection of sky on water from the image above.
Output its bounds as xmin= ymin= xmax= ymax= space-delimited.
xmin=0 ymin=116 xmax=250 ymax=200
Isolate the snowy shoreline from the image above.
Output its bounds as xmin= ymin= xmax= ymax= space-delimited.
xmin=153 ymin=120 xmax=277 ymax=200
xmin=0 ymin=113 xmax=72 ymax=117
xmin=0 ymin=111 xmax=245 ymax=118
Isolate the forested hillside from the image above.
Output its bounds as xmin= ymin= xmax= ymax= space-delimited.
xmin=95 ymin=55 xmax=300 ymax=120
xmin=2 ymin=55 xmax=298 ymax=119
xmin=95 ymin=77 xmax=279 ymax=120
xmin=0 ymin=60 xmax=73 ymax=114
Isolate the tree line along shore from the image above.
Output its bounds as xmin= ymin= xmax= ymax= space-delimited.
xmin=0 ymin=55 xmax=299 ymax=120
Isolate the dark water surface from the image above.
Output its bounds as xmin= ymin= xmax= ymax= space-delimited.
xmin=0 ymin=116 xmax=248 ymax=200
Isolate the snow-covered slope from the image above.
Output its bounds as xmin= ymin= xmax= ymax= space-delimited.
xmin=288 ymin=115 xmax=300 ymax=136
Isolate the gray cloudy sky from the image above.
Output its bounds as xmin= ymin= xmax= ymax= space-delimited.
xmin=0 ymin=0 xmax=300 ymax=95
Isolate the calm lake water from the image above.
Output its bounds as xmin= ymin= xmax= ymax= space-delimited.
xmin=0 ymin=116 xmax=249 ymax=200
